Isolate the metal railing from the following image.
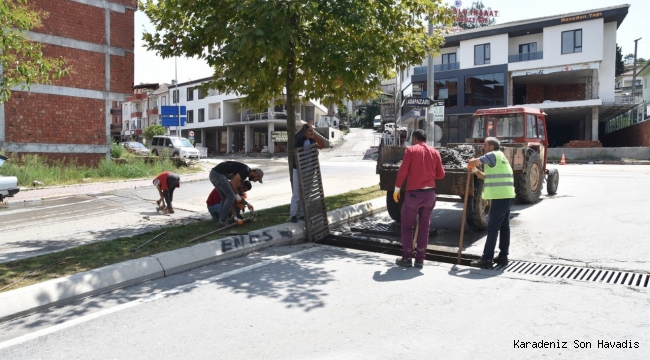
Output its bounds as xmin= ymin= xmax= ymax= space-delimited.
xmin=433 ymin=62 xmax=460 ymax=72
xmin=245 ymin=111 xmax=301 ymax=121
xmin=508 ymin=51 xmax=543 ymax=63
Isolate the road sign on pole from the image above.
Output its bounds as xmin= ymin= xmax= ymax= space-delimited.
xmin=160 ymin=106 xmax=187 ymax=127
xmin=432 ymin=101 xmax=445 ymax=122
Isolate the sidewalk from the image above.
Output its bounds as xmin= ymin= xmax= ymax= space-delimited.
xmin=5 ymin=171 xmax=211 ymax=204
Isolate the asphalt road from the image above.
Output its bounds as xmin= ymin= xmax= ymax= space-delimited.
xmin=0 ymin=151 xmax=649 ymax=358
xmin=0 ymin=129 xmax=382 ymax=263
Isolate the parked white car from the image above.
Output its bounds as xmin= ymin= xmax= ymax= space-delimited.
xmin=150 ymin=136 xmax=200 ymax=159
xmin=384 ymin=122 xmax=407 ymax=135
xmin=0 ymin=155 xmax=20 ymax=202
xmin=373 ymin=115 xmax=382 ymax=130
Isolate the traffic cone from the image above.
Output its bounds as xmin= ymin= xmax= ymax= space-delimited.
xmin=560 ymin=154 xmax=566 ymax=165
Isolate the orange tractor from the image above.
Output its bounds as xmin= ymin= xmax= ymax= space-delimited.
xmin=377 ymin=107 xmax=559 ymax=230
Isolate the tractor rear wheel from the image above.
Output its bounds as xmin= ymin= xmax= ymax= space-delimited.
xmin=386 ymin=189 xmax=404 ymax=222
xmin=466 ymin=178 xmax=490 ymax=231
xmin=547 ymin=168 xmax=559 ymax=195
xmin=515 ymin=151 xmax=543 ymax=204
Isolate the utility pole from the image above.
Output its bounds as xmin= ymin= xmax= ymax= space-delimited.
xmin=426 ymin=21 xmax=436 ymax=147
xmin=632 ymin=38 xmax=642 ymax=103
xmin=175 ymin=56 xmax=180 ymax=139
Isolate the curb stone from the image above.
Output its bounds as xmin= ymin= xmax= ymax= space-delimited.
xmin=0 ymin=197 xmax=387 ymax=323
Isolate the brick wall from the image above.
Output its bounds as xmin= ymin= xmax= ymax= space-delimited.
xmin=526 ymin=83 xmax=585 ymax=103
xmin=42 ymin=45 xmax=106 ymax=91
xmin=601 ymin=120 xmax=650 ymax=147
xmin=111 ymin=52 xmax=134 ymax=94
xmin=4 ymin=0 xmax=135 ymax=166
xmin=14 ymin=153 xmax=104 ymax=167
xmin=110 ymin=9 xmax=135 ymax=50
xmin=5 ymin=92 xmax=106 ymax=145
xmin=33 ymin=0 xmax=105 ymax=44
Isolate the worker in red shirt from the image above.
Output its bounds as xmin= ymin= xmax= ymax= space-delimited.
xmin=153 ymin=171 xmax=180 ymax=214
xmin=206 ymin=180 xmax=254 ymax=224
xmin=393 ymin=129 xmax=445 ymax=268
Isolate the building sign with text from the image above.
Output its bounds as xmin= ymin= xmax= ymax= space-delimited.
xmin=271 ymin=131 xmax=288 ymax=142
xmin=452 ymin=4 xmax=500 ymax=24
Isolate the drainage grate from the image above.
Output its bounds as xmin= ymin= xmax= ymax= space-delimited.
xmin=497 ymin=261 xmax=650 ymax=288
xmin=351 ymin=221 xmax=437 ymax=236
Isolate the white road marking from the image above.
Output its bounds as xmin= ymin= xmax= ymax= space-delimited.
xmin=0 ymin=246 xmax=321 ymax=350
xmin=0 ymin=199 xmax=98 ymax=216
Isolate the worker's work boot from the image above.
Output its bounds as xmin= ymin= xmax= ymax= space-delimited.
xmin=395 ymin=257 xmax=413 ymax=268
xmin=210 ymin=213 xmax=219 ymax=223
xmin=470 ymin=258 xmax=493 ymax=269
xmin=414 ymin=261 xmax=424 ymax=269
xmin=493 ymin=255 xmax=509 ymax=267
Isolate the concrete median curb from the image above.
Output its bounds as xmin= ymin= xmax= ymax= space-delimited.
xmin=0 ymin=196 xmax=387 ymax=323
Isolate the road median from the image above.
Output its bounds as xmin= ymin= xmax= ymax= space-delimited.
xmin=0 ymin=191 xmax=386 ymax=323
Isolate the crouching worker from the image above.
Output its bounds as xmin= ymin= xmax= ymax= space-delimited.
xmin=153 ymin=171 xmax=180 ymax=214
xmin=206 ymin=180 xmax=254 ymax=225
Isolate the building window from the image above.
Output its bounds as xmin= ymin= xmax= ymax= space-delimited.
xmin=187 ymin=110 xmax=194 ymax=123
xmin=187 ymin=87 xmax=194 ymax=101
xmin=519 ymin=42 xmax=537 ymax=54
xmin=464 ymin=72 xmax=505 ymax=107
xmin=474 ymin=44 xmax=490 ymax=65
xmin=442 ymin=53 xmax=456 ymax=64
xmin=434 ymin=78 xmax=458 ymax=108
xmin=172 ymin=90 xmax=179 ymax=103
xmin=198 ymin=108 xmax=205 ymax=122
xmin=198 ymin=87 xmax=205 ymax=99
xmin=561 ymin=29 xmax=582 ymax=54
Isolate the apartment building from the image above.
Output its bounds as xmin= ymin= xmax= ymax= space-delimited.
xmin=0 ymin=0 xmax=136 ymax=165
xmin=121 ymin=83 xmax=158 ymax=143
xmin=167 ymin=77 xmax=327 ymax=155
xmin=401 ymin=4 xmax=631 ymax=148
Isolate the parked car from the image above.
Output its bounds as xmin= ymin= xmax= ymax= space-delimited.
xmin=121 ymin=142 xmax=150 ymax=156
xmin=384 ymin=122 xmax=407 ymax=135
xmin=373 ymin=115 xmax=382 ymax=130
xmin=0 ymin=155 xmax=20 ymax=202
xmin=150 ymin=136 xmax=200 ymax=159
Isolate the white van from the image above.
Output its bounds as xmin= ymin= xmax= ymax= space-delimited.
xmin=373 ymin=115 xmax=382 ymax=130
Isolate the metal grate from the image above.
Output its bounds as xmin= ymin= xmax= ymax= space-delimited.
xmin=295 ymin=143 xmax=329 ymax=241
xmin=496 ymin=261 xmax=649 ymax=288
xmin=351 ymin=221 xmax=437 ymax=236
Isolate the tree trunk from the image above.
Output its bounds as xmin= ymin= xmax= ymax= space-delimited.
xmin=286 ymin=14 xmax=298 ymax=181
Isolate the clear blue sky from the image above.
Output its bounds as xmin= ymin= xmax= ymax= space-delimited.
xmin=133 ymin=0 xmax=649 ymax=84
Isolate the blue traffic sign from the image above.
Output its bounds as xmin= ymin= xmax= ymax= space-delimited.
xmin=160 ymin=106 xmax=186 ymax=116
xmin=161 ymin=117 xmax=186 ymax=127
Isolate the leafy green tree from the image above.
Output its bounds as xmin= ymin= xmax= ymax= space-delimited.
xmin=140 ymin=0 xmax=453 ymax=172
xmin=615 ymin=45 xmax=625 ymax=77
xmin=0 ymin=0 xmax=70 ymax=104
xmin=143 ymin=124 xmax=167 ymax=143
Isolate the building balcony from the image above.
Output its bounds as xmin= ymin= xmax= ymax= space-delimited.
xmin=110 ymin=108 xmax=122 ymax=115
xmin=434 ymin=62 xmax=460 ymax=72
xmin=130 ymin=129 xmax=143 ymax=136
xmin=147 ymin=107 xmax=159 ymax=116
xmin=110 ymin=124 xmax=122 ymax=133
xmin=508 ymin=51 xmax=544 ymax=63
xmin=126 ymin=93 xmax=147 ymax=102
xmin=131 ymin=111 xmax=142 ymax=118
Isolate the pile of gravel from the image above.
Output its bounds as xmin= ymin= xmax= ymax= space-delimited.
xmin=440 ymin=145 xmax=477 ymax=169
